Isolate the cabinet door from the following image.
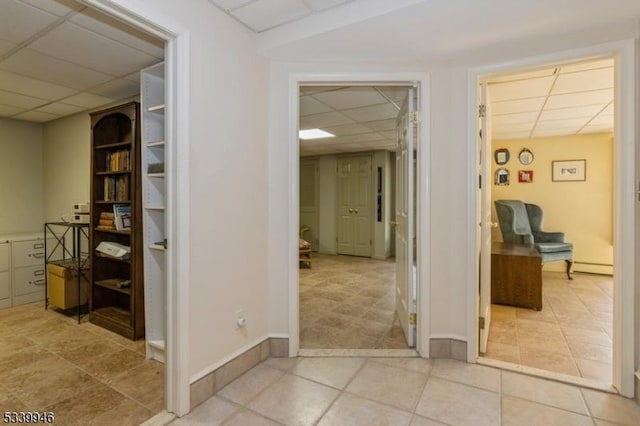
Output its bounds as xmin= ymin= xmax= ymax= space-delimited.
xmin=13 ymin=266 xmax=46 ymax=296
xmin=13 ymin=240 xmax=45 ymax=268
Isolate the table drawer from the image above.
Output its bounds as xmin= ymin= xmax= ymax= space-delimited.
xmin=13 ymin=240 xmax=45 ymax=268
xmin=13 ymin=266 xmax=46 ymax=296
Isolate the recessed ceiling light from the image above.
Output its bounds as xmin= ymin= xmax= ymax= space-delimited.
xmin=299 ymin=128 xmax=335 ymax=140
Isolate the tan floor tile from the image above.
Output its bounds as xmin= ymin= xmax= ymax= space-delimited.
xmin=409 ymin=415 xmax=448 ymax=425
xmin=173 ymin=395 xmax=239 ymax=425
xmin=292 ymin=357 xmax=365 ymax=389
xmin=501 ymin=371 xmax=589 ymax=414
xmin=487 ymin=326 xmax=516 ymax=344
xmin=80 ymin=348 xmax=146 ymax=381
xmin=484 ymin=341 xmax=519 ymax=363
xmin=519 ymin=347 xmax=580 ymax=376
xmin=218 ymin=364 xmax=284 ymax=405
xmin=501 ymin=395 xmax=593 ymax=426
xmin=517 ymin=334 xmax=572 ymax=356
xmin=318 ymin=392 xmax=412 ymax=426
xmin=582 ymin=389 xmax=640 ymax=425
xmin=567 ymin=340 xmax=612 ymax=364
xmin=86 ymin=398 xmax=155 ymax=426
xmin=263 ymin=357 xmax=298 ymax=371
xmin=415 ymin=377 xmax=499 ymax=426
xmin=248 ymin=375 xmax=339 ymax=426
xmin=45 ymin=382 xmax=127 ymax=425
xmin=109 ymin=360 xmax=164 ymax=411
xmin=574 ymin=358 xmax=612 ymax=383
xmin=430 ymin=359 xmax=500 ymax=392
xmin=0 ymin=386 xmax=28 ymax=411
xmin=346 ymin=360 xmax=428 ymax=411
xmin=563 ymin=328 xmax=612 ymax=347
xmin=224 ymin=409 xmax=282 ymax=426
xmin=370 ymin=357 xmax=433 ymax=374
xmin=0 ymin=334 xmax=36 ymax=357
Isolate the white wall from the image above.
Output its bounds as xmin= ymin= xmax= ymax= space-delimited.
xmin=318 ymin=155 xmax=337 ymax=254
xmin=108 ymin=0 xmax=270 ymax=383
xmin=42 ymin=113 xmax=91 ymax=222
xmin=0 ymin=119 xmax=43 ymax=234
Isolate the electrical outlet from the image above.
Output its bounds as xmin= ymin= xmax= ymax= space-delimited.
xmin=235 ymin=309 xmax=246 ymax=328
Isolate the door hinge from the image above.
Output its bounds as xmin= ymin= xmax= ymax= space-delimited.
xmin=409 ymin=111 xmax=420 ymax=124
xmin=409 ymin=313 xmax=417 ymax=325
xmin=478 ymin=104 xmax=486 ymax=118
xmin=479 ymin=316 xmax=485 ymax=330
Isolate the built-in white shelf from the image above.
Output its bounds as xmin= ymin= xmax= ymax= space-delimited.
xmin=149 ymin=244 xmax=166 ymax=251
xmin=147 ymin=140 xmax=165 ymax=147
xmin=144 ymin=205 xmax=165 ymax=211
xmin=147 ymin=173 xmax=165 ymax=178
xmin=148 ymin=104 xmax=165 ymax=113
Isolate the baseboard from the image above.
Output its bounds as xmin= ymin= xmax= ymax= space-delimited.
xmin=189 ymin=337 xmax=289 ymax=410
xmin=429 ymin=337 xmax=467 ymax=361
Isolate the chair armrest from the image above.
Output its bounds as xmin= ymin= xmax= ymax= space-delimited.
xmin=533 ymin=231 xmax=564 ymax=243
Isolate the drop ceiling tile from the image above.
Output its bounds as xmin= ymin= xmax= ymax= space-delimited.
xmin=63 ymin=92 xmax=115 ymax=109
xmin=552 ymin=68 xmax=613 ymax=95
xmin=0 ymin=104 xmax=26 ymax=116
xmin=376 ymin=86 xmax=410 ymax=103
xmin=0 ymin=49 xmax=113 ymax=90
xmin=123 ymin=71 xmax=141 ymax=85
xmin=378 ymin=130 xmax=397 ymax=140
xmin=538 ymin=105 xmax=606 ymax=121
xmin=579 ymin=124 xmax=613 ymax=134
xmin=299 ymin=111 xmax=353 ymax=128
xmin=0 ymin=0 xmax=58 ymax=43
xmin=488 ymin=76 xmax=555 ymax=102
xmin=363 ymin=118 xmax=397 ymax=131
xmin=0 ymin=89 xmax=48 ymax=109
xmin=491 ymin=122 xmax=533 ymax=133
xmin=324 ymin=123 xmax=372 ymax=136
xmin=492 ymin=131 xmax=531 ymax=140
xmin=545 ymin=89 xmax=613 ymax=109
xmin=303 ymin=0 xmax=351 ymax=11
xmin=0 ymin=70 xmax=76 ymax=100
xmin=342 ymin=103 xmax=399 ymax=122
xmin=560 ymin=59 xmax=614 ymax=74
xmin=35 ymin=102 xmax=85 ymax=115
xmin=88 ymin=78 xmax=140 ymax=100
xmin=600 ymin=103 xmax=613 ymax=115
xmin=13 ymin=110 xmax=60 ymax=122
xmin=18 ymin=0 xmax=84 ymax=16
xmin=209 ymin=0 xmax=254 ymax=11
xmin=70 ymin=8 xmax=164 ymax=59
xmin=0 ymin=39 xmax=16 ymax=55
xmin=531 ymin=128 xmax=578 ymax=138
xmin=340 ymin=133 xmax=387 ymax=143
xmin=232 ymin=0 xmax=310 ymax=32
xmin=300 ymin=95 xmax=332 ymax=116
xmin=300 ymin=86 xmax=342 ymax=95
xmin=312 ymin=87 xmax=388 ymax=110
xmin=489 ymin=68 xmax=556 ymax=83
xmin=586 ymin=114 xmax=614 ymax=127
xmin=535 ymin=118 xmax=590 ymax=131
xmin=491 ymin=97 xmax=546 ymax=115
xmin=29 ymin=22 xmax=158 ymax=77
xmin=491 ymin=111 xmax=539 ymax=125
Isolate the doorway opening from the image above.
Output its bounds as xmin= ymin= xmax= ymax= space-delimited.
xmin=297 ymin=84 xmax=419 ymax=353
xmin=476 ymin=56 xmax=619 ymax=389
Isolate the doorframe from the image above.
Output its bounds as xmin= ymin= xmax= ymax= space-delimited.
xmin=287 ymin=72 xmax=431 ymax=357
xmin=84 ymin=0 xmax=190 ymax=415
xmin=465 ymin=39 xmax=637 ymax=397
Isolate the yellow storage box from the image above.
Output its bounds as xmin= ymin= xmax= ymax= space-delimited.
xmin=47 ymin=263 xmax=89 ymax=309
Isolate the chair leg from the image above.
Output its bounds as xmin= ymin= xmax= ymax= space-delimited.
xmin=565 ymin=259 xmax=573 ymax=280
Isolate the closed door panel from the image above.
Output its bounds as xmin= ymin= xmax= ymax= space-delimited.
xmin=337 ymin=155 xmax=372 ymax=257
xmin=0 ymin=271 xmax=9 ymax=300
xmin=0 ymin=242 xmax=8 ymax=271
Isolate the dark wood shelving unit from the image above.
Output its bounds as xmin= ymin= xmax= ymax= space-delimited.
xmin=89 ymin=102 xmax=144 ymax=341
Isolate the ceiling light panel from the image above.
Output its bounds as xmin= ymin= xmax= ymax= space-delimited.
xmin=0 ymin=1 xmax=58 ymax=44
xmin=18 ymin=0 xmax=84 ymax=17
xmin=303 ymin=0 xmax=351 ymax=12
xmin=299 ymin=111 xmax=353 ymax=128
xmin=491 ymin=97 xmax=546 ymax=115
xmin=29 ymin=22 xmax=158 ymax=77
xmin=0 ymin=70 xmax=76 ymax=100
xmin=70 ymin=8 xmax=164 ymax=59
xmin=0 ymin=49 xmax=113 ymax=90
xmin=342 ymin=103 xmax=399 ymax=122
xmin=232 ymin=0 xmax=310 ymax=32
xmin=545 ymin=89 xmax=613 ymax=109
xmin=300 ymin=95 xmax=333 ymax=116
xmin=488 ymin=76 xmax=555 ymax=102
xmin=552 ymin=68 xmax=613 ymax=94
xmin=312 ymin=87 xmax=388 ymax=110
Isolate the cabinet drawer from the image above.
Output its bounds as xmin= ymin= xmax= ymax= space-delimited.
xmin=13 ymin=240 xmax=45 ymax=268
xmin=0 ymin=242 xmax=8 ymax=271
xmin=13 ymin=266 xmax=46 ymax=297
xmin=0 ymin=271 xmax=9 ymax=300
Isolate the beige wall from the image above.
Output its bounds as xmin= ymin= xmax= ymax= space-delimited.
xmin=491 ymin=133 xmax=613 ymax=274
xmin=0 ymin=118 xmax=44 ymax=234
xmin=42 ymin=113 xmax=91 ymax=223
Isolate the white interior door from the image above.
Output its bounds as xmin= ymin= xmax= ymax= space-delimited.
xmin=395 ymin=88 xmax=416 ymax=348
xmin=479 ymin=82 xmax=492 ymax=354
xmin=300 ymin=159 xmax=319 ymax=250
xmin=337 ymin=155 xmax=372 ymax=256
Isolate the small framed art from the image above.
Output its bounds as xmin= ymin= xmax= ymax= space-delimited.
xmin=552 ymin=159 xmax=586 ymax=182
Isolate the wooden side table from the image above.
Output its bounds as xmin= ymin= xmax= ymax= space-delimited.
xmin=491 ymin=242 xmax=542 ymax=310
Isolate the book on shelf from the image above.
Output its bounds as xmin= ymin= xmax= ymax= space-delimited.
xmin=105 ymin=150 xmax=131 ymax=172
xmin=103 ymin=175 xmax=130 ymax=201
xmin=97 ymin=211 xmax=115 ymax=230
xmin=113 ymin=204 xmax=132 ymax=231
xmin=147 ymin=162 xmax=164 ymax=173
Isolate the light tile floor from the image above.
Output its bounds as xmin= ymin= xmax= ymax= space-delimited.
xmin=0 ymin=301 xmax=162 ymax=425
xmin=485 ymin=271 xmax=613 ymax=383
xmin=299 ymin=254 xmax=408 ymax=349
xmin=173 ymin=356 xmax=640 ymax=425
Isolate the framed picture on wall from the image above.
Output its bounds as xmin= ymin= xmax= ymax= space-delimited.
xmin=552 ymin=159 xmax=586 ymax=182
xmin=518 ymin=170 xmax=534 ymax=183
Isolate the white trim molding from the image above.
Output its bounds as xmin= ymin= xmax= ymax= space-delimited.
xmin=286 ymin=71 xmax=431 ymax=358
xmin=466 ymin=39 xmax=637 ymax=398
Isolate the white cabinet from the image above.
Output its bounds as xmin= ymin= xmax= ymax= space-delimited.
xmin=0 ymin=242 xmax=10 ymax=309
xmin=141 ymin=62 xmax=166 ymax=362
xmin=0 ymin=234 xmax=45 ymax=309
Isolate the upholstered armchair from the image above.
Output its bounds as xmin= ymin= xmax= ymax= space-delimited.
xmin=494 ymin=200 xmax=573 ymax=279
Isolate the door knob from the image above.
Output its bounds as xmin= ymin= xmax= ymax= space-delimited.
xmin=354 ymin=209 xmax=358 ymax=214
xmin=349 ymin=209 xmax=354 ymax=213
xmin=390 ymin=221 xmax=398 ymax=226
